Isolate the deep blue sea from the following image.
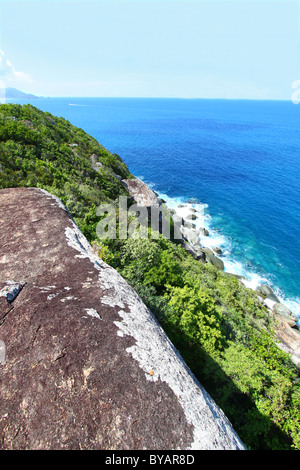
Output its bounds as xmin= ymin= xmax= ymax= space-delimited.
xmin=8 ymin=97 xmax=300 ymax=318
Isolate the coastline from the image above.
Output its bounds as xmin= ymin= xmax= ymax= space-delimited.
xmin=156 ymin=189 xmax=300 ymax=365
xmin=8 ymin=97 xmax=300 ymax=322
xmin=123 ymin=174 xmax=300 ymax=366
xmin=157 ymin=188 xmax=299 ymax=317
xmin=129 ymin=177 xmax=299 ymax=336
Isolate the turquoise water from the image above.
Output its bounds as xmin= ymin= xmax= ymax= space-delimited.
xmin=8 ymin=97 xmax=300 ymax=317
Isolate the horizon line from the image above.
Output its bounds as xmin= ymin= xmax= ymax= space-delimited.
xmin=1 ymin=95 xmax=293 ymax=102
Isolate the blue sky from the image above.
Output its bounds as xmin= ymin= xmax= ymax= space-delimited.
xmin=0 ymin=0 xmax=299 ymax=99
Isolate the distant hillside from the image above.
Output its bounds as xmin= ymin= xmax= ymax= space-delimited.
xmin=4 ymin=87 xmax=39 ymax=99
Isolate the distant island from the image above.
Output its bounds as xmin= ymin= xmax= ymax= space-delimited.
xmin=4 ymin=87 xmax=39 ymax=99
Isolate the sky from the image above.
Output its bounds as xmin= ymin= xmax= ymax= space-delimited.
xmin=0 ymin=0 xmax=299 ymax=99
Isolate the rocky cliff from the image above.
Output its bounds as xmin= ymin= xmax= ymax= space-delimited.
xmin=0 ymin=187 xmax=245 ymax=450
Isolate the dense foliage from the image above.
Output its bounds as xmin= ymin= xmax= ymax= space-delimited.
xmin=102 ymin=235 xmax=300 ymax=450
xmin=1 ymin=103 xmax=300 ymax=450
xmin=0 ymin=103 xmax=132 ymax=235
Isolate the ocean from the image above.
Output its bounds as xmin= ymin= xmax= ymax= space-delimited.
xmin=7 ymin=97 xmax=300 ymax=319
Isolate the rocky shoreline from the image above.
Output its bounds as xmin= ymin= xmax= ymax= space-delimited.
xmin=123 ymin=178 xmax=300 ymax=367
xmin=171 ymin=199 xmax=300 ymax=366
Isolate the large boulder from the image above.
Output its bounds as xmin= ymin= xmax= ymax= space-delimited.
xmin=202 ymin=248 xmax=224 ymax=271
xmin=273 ymin=303 xmax=298 ymax=328
xmin=181 ymin=227 xmax=200 ymax=246
xmin=201 ymin=247 xmax=214 ymax=257
xmin=121 ymin=178 xmax=161 ymax=208
xmin=0 ymin=187 xmax=244 ymax=450
xmin=182 ymin=241 xmax=206 ymax=262
xmin=256 ymin=284 xmax=280 ymax=303
xmin=275 ymin=317 xmax=300 ymax=366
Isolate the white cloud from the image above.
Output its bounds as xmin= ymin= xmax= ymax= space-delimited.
xmin=0 ymin=50 xmax=32 ymax=84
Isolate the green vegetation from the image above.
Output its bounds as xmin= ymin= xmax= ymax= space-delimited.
xmin=0 ymin=103 xmax=132 ymax=235
xmin=1 ymin=103 xmax=300 ymax=450
xmin=104 ymin=235 xmax=300 ymax=450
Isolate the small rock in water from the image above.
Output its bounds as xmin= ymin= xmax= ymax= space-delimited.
xmin=199 ymin=227 xmax=209 ymax=236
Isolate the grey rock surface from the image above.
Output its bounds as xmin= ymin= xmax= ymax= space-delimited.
xmin=122 ymin=178 xmax=161 ymax=208
xmin=273 ymin=303 xmax=298 ymax=328
xmin=0 ymin=187 xmax=245 ymax=450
